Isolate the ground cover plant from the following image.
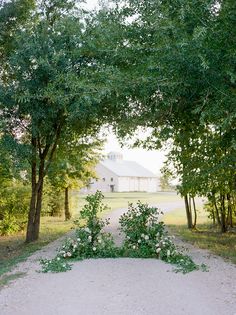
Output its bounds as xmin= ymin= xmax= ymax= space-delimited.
xmin=40 ymin=192 xmax=207 ymax=274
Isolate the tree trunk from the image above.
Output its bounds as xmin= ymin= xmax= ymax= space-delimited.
xmin=26 ymin=137 xmax=37 ymax=243
xmin=212 ymin=193 xmax=221 ymax=226
xmin=26 ymin=123 xmax=63 ymax=243
xmin=64 ymin=187 xmax=71 ymax=221
xmin=192 ymin=197 xmax=197 ymax=228
xmin=26 ymin=157 xmax=45 ymax=242
xmin=226 ymin=193 xmax=233 ymax=228
xmin=184 ymin=194 xmax=193 ymax=229
xmin=220 ymin=194 xmax=227 ymax=233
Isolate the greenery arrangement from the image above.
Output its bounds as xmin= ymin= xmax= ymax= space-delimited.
xmin=40 ymin=192 xmax=207 ymax=274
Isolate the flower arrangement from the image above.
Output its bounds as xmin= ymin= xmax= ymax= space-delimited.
xmin=40 ymin=192 xmax=207 ymax=274
xmin=40 ymin=191 xmax=119 ymax=272
xmin=119 ymin=202 xmax=207 ymax=273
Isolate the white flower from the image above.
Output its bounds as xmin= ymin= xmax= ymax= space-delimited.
xmin=63 ymin=254 xmax=66 ymax=258
xmin=88 ymin=235 xmax=92 ymax=241
xmin=138 ymin=239 xmax=141 ymax=243
xmin=167 ymin=250 xmax=170 ymax=256
xmin=98 ymin=239 xmax=102 ymax=244
xmin=156 ymin=248 xmax=161 ymax=254
xmin=84 ymin=227 xmax=91 ymax=233
xmin=144 ymin=235 xmax=149 ymax=240
xmin=67 ymin=252 xmax=72 ymax=257
xmin=93 ymin=247 xmax=97 ymax=251
xmin=141 ymin=233 xmax=145 ymax=238
xmin=73 ymin=244 xmax=77 ymax=249
xmin=77 ymin=238 xmax=81 ymax=242
xmin=132 ymin=245 xmax=136 ymax=250
xmin=57 ymin=257 xmax=60 ymax=261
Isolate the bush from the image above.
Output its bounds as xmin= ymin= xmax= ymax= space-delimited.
xmin=42 ymin=180 xmax=64 ymax=217
xmin=119 ymin=202 xmax=207 ymax=273
xmin=0 ymin=183 xmax=30 ymax=235
xmin=40 ymin=191 xmax=119 ymax=272
xmin=40 ymin=192 xmax=207 ymax=274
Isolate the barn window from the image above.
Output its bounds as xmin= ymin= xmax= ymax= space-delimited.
xmin=102 ymin=178 xmax=105 ymax=182
xmin=111 ymin=177 xmax=113 ymax=182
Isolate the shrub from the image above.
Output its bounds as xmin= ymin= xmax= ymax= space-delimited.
xmin=119 ymin=202 xmax=207 ymax=273
xmin=0 ymin=183 xmax=29 ymax=235
xmin=40 ymin=193 xmax=207 ymax=274
xmin=40 ymin=191 xmax=119 ymax=272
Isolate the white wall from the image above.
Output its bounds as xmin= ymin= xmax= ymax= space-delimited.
xmin=81 ymin=164 xmax=160 ymax=193
xmin=117 ymin=176 xmax=159 ymax=192
xmin=85 ymin=164 xmax=118 ymax=193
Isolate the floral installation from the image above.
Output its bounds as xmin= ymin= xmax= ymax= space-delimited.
xmin=40 ymin=192 xmax=207 ymax=274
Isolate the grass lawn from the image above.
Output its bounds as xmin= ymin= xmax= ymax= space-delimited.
xmin=0 ymin=217 xmax=74 ymax=278
xmin=163 ymin=206 xmax=209 ymax=225
xmin=168 ymin=224 xmax=236 ymax=264
xmin=76 ymin=191 xmax=183 ymax=214
xmin=163 ymin=203 xmax=236 ymax=265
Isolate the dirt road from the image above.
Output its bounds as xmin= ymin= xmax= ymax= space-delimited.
xmin=0 ymin=203 xmax=236 ymax=315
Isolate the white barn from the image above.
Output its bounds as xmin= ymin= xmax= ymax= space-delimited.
xmin=86 ymin=152 xmax=159 ymax=193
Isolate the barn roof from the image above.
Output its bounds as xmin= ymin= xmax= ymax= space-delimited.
xmin=100 ymin=159 xmax=157 ymax=178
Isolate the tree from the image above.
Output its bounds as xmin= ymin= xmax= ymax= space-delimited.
xmin=47 ymin=135 xmax=103 ymax=220
xmin=0 ymin=0 xmax=121 ymax=242
xmin=0 ymin=0 xmax=36 ymax=83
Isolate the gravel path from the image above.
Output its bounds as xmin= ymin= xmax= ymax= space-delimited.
xmin=0 ymin=201 xmax=236 ymax=315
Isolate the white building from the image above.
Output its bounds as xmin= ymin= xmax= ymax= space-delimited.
xmin=86 ymin=152 xmax=160 ymax=193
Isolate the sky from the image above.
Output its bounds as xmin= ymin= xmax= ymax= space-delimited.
xmin=82 ymin=0 xmax=99 ymax=10
xmin=103 ymin=132 xmax=167 ymax=175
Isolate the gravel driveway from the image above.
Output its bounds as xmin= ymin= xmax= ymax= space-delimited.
xmin=0 ymin=202 xmax=236 ymax=315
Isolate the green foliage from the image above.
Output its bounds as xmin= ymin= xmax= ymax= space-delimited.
xmin=47 ymin=137 xmax=103 ymax=192
xmin=0 ymin=214 xmax=19 ymax=236
xmin=0 ymin=0 xmax=122 ymax=241
xmin=119 ymin=202 xmax=206 ymax=273
xmin=41 ymin=179 xmax=64 ymax=217
xmin=78 ymin=191 xmax=110 ymax=237
xmin=40 ymin=191 xmax=119 ymax=272
xmin=0 ymin=183 xmax=30 ymax=235
xmin=0 ymin=0 xmax=36 ymax=72
xmin=40 ymin=257 xmax=72 ymax=273
xmin=102 ymin=0 xmax=236 ymax=232
xmin=40 ymin=193 xmax=205 ymax=274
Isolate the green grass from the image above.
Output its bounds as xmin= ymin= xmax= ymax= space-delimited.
xmin=77 ymin=191 xmax=183 ymax=214
xmin=168 ymin=224 xmax=236 ymax=264
xmin=0 ymin=217 xmax=74 ymax=277
xmin=162 ymin=201 xmax=236 ymax=264
xmin=163 ymin=207 xmax=209 ymax=225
